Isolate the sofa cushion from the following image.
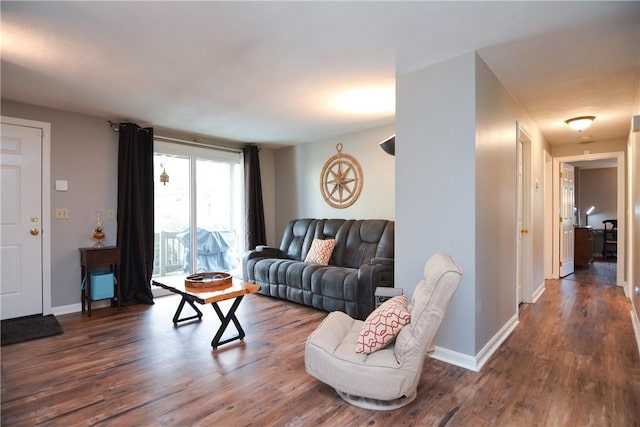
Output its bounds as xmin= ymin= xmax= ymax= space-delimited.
xmin=279 ymin=218 xmax=322 ymax=261
xmin=304 ymin=238 xmax=336 ymax=264
xmin=355 ymin=295 xmax=410 ymax=354
xmin=334 ymin=220 xmax=394 ymax=268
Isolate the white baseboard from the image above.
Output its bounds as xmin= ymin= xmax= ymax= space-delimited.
xmin=431 ymin=314 xmax=519 ymax=372
xmin=52 ymin=300 xmax=111 ymax=316
xmin=531 ymin=282 xmax=545 ymax=303
xmin=474 ymin=314 xmax=519 ymax=370
xmin=430 ymin=346 xmax=478 ymax=371
xmin=52 ymin=288 xmax=171 ymax=316
xmin=632 ymin=309 xmax=640 ymax=359
xmin=623 ymin=282 xmax=629 ymax=298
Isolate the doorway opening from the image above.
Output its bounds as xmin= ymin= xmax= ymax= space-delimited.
xmin=552 ymin=152 xmax=625 ymax=286
xmin=152 ymin=140 xmax=244 ymax=295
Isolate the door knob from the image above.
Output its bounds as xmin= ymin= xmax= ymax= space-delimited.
xmin=30 ymin=228 xmax=39 ymax=236
xmin=521 ymin=228 xmax=529 ymax=234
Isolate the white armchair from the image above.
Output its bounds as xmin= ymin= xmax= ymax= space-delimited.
xmin=304 ymin=252 xmax=462 ymax=410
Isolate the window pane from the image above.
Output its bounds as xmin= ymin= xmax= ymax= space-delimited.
xmin=195 ymin=158 xmax=241 ymax=274
xmin=153 ymin=154 xmax=190 ymax=276
xmin=153 ymin=141 xmax=244 ymax=279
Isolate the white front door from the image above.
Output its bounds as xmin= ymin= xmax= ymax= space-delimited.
xmin=559 ymin=163 xmax=575 ymax=277
xmin=1 ymin=122 xmax=44 ymax=319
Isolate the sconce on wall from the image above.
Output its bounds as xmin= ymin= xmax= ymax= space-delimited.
xmin=379 ymin=135 xmax=395 ymax=156
xmin=565 ymin=116 xmax=595 ymax=131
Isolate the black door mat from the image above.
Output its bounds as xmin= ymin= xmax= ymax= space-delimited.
xmin=1 ymin=314 xmax=64 ymax=346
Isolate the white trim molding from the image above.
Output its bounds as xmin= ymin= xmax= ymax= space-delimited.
xmin=52 ymin=300 xmax=111 ymax=316
xmin=431 ymin=346 xmax=479 ymax=371
xmin=532 ymin=282 xmax=546 ymax=303
xmin=431 ymin=314 xmax=519 ymax=372
xmin=632 ymin=309 xmax=640 ymax=358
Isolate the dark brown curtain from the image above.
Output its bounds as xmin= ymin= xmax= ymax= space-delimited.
xmin=243 ymin=145 xmax=266 ymax=250
xmin=117 ymin=123 xmax=154 ymax=305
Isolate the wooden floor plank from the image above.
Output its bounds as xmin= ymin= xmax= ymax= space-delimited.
xmin=2 ymin=260 xmax=639 ymax=426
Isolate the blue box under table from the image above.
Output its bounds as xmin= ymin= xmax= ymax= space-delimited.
xmin=89 ymin=271 xmax=115 ymax=300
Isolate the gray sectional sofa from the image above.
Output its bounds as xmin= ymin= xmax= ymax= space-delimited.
xmin=242 ymin=218 xmax=394 ymax=320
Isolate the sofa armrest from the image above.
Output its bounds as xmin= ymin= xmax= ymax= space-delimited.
xmin=355 ymin=259 xmax=395 ymax=319
xmin=252 ymin=245 xmax=285 ymax=258
xmin=360 ymin=258 xmax=394 ymax=288
xmin=370 ymin=257 xmax=394 ymax=267
xmin=242 ymin=246 xmax=287 ymax=281
xmin=243 ymin=246 xmax=284 ymax=266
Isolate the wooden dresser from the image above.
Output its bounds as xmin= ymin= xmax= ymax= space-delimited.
xmin=574 ymin=227 xmax=593 ymax=268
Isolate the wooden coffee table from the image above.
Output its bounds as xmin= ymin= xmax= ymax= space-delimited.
xmin=152 ymin=276 xmax=260 ymax=349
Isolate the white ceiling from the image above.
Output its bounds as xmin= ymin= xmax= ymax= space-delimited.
xmin=1 ymin=1 xmax=638 ymax=148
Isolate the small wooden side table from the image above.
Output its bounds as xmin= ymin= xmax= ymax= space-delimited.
xmin=79 ymin=246 xmax=121 ymax=316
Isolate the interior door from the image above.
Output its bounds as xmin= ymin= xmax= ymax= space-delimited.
xmin=1 ymin=123 xmax=44 ymax=319
xmin=559 ymin=163 xmax=575 ymax=277
xmin=516 ymin=135 xmax=524 ymax=303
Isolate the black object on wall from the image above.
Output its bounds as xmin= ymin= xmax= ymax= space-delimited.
xmin=117 ymin=122 xmax=154 ymax=306
xmin=380 ymin=135 xmax=395 ymax=156
xmin=244 ymin=145 xmax=266 ymax=250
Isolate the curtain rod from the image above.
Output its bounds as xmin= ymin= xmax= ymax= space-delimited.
xmin=109 ymin=121 xmax=243 ymax=153
xmin=154 ymin=135 xmax=243 ymax=154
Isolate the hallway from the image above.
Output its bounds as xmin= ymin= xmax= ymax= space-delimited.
xmin=451 ymin=258 xmax=640 ymax=426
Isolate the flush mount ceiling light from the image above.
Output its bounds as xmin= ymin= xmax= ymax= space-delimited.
xmin=331 ymin=87 xmax=395 ymax=115
xmin=565 ymin=116 xmax=596 ymax=131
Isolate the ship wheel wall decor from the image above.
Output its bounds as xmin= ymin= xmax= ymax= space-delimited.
xmin=320 ymin=143 xmax=363 ymax=209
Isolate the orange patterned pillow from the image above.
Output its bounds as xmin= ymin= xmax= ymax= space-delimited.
xmin=304 ymin=238 xmax=336 ymax=265
xmin=355 ymin=295 xmax=410 ymax=354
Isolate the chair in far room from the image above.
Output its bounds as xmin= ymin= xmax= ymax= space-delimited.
xmin=602 ymin=219 xmax=617 ymax=259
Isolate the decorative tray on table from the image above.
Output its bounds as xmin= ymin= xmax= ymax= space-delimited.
xmin=185 ymin=272 xmax=233 ymax=290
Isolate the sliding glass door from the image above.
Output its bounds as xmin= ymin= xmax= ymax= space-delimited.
xmin=153 ymin=140 xmax=243 ymax=279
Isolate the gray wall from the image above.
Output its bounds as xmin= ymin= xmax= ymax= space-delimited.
xmin=273 ymin=123 xmax=395 ymax=241
xmin=1 ymin=100 xmax=276 ymax=311
xmin=475 ymin=55 xmax=550 ymax=354
xmin=475 ymin=55 xmax=518 ymax=353
xmin=578 ymin=167 xmax=617 ymax=228
xmin=396 ymin=52 xmax=478 ymax=356
xmin=396 ymin=52 xmax=549 ymax=359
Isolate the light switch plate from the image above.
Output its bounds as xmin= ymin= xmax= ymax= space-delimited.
xmin=55 ymin=208 xmax=69 ymax=219
xmin=55 ymin=180 xmax=68 ymax=191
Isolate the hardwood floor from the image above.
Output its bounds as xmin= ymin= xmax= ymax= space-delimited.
xmin=2 ymin=262 xmax=639 ymax=426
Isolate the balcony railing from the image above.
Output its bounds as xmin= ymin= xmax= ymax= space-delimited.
xmin=153 ymin=231 xmax=186 ymax=276
xmin=153 ymin=229 xmax=241 ymax=278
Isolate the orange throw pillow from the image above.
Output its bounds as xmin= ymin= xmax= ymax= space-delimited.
xmin=304 ymin=238 xmax=336 ymax=265
xmin=356 ymin=295 xmax=410 ymax=354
